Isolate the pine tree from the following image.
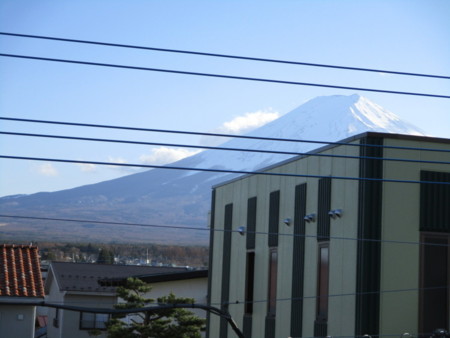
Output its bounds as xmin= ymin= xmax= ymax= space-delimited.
xmin=106 ymin=277 xmax=205 ymax=338
xmin=97 ymin=248 xmax=114 ymax=264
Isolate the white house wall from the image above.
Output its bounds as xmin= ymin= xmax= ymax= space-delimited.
xmin=46 ymin=270 xmax=65 ymax=338
xmin=61 ymin=294 xmax=115 ymax=338
xmin=142 ymin=277 xmax=208 ymax=319
xmin=0 ymin=304 xmax=36 ymax=338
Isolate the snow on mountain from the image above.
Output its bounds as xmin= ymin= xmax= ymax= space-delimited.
xmin=183 ymin=94 xmax=426 ymax=174
xmin=0 ymin=94 xmax=428 ymax=244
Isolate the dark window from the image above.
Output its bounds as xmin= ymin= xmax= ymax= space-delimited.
xmin=419 ymin=233 xmax=449 ymax=335
xmin=247 ymin=197 xmax=257 ymax=250
xmin=245 ymin=251 xmax=255 ymax=314
xmin=244 ymin=197 xmax=257 ymax=337
xmin=268 ymin=191 xmax=280 ymax=247
xmin=316 ymin=243 xmax=329 ymax=322
xmin=291 ymin=183 xmax=307 ymax=337
xmin=420 ymin=171 xmax=450 ymax=232
xmin=79 ymin=312 xmax=110 ymax=330
xmin=220 ymin=203 xmax=233 ymax=338
xmin=267 ymin=248 xmax=278 ymax=316
xmin=419 ymin=171 xmax=450 ymax=335
xmin=355 ymin=136 xmax=383 ymax=336
xmin=53 ymin=309 xmax=59 ymax=328
xmin=317 ymin=177 xmax=331 ymax=241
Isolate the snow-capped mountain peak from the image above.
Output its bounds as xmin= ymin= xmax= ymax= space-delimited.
xmin=184 ymin=94 xmax=426 ymax=173
xmin=0 ymin=94 xmax=428 ymax=244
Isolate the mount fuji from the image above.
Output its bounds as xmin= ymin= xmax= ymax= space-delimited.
xmin=0 ymin=94 xmax=426 ymax=245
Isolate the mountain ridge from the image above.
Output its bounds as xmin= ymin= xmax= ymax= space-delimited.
xmin=0 ymin=94 xmax=427 ymax=244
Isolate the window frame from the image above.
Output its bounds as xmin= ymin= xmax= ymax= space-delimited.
xmin=79 ymin=312 xmax=110 ymax=331
xmin=245 ymin=250 xmax=255 ymax=315
xmin=316 ymin=242 xmax=330 ymax=323
xmin=267 ymin=247 xmax=278 ymax=317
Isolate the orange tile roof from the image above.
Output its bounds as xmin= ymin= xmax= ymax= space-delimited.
xmin=0 ymin=244 xmax=45 ymax=298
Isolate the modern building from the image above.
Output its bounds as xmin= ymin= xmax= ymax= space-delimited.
xmin=0 ymin=244 xmax=45 ymax=338
xmin=207 ymin=132 xmax=450 ymax=338
xmin=45 ymin=262 xmax=207 ymax=338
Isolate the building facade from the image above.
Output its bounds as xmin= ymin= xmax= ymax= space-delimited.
xmin=207 ymin=132 xmax=450 ymax=338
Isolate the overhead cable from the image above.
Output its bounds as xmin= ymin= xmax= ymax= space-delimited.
xmin=16 ymin=282 xmax=447 ymax=307
xmin=1 ymin=154 xmax=449 ymax=185
xmin=1 ymin=53 xmax=449 ymax=99
xmin=0 ymin=214 xmax=209 ymax=233
xmin=0 ymin=300 xmax=244 ymax=338
xmin=2 ymin=131 xmax=450 ymax=165
xmin=1 ymin=32 xmax=448 ymax=80
xmin=2 ymin=214 xmax=450 ymax=248
xmin=217 ymin=285 xmax=450 ymax=307
xmin=1 ymin=117 xmax=449 ymax=154
xmin=1 ymin=284 xmax=445 ymax=312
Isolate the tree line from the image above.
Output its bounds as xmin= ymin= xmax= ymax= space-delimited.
xmin=33 ymin=242 xmax=208 ymax=267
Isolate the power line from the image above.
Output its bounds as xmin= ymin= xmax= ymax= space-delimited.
xmin=218 ymin=285 xmax=450 ymax=307
xmin=1 ymin=154 xmax=449 ymax=185
xmin=2 ymin=213 xmax=449 ymax=325
xmin=3 ymin=130 xmax=450 ymax=166
xmin=0 ymin=300 xmax=245 ymax=338
xmin=2 ymin=214 xmax=450 ymax=248
xmin=2 ymin=117 xmax=449 ymax=154
xmin=1 ymin=284 xmax=445 ymax=312
xmin=1 ymin=53 xmax=449 ymax=99
xmin=0 ymin=298 xmax=434 ymax=338
xmin=1 ymin=31 xmax=449 ymax=80
xmin=0 ymin=214 xmax=208 ymax=233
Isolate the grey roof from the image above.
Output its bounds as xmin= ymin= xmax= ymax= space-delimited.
xmin=48 ymin=262 xmax=196 ymax=293
xmin=104 ymin=269 xmax=208 ymax=285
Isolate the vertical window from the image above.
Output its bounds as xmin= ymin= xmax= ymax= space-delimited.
xmin=291 ymin=183 xmax=307 ymax=337
xmin=53 ymin=308 xmax=59 ymax=328
xmin=268 ymin=248 xmax=278 ymax=316
xmin=316 ymin=243 xmax=329 ymax=322
xmin=317 ymin=177 xmax=331 ymax=241
xmin=268 ymin=191 xmax=280 ymax=247
xmin=244 ymin=197 xmax=257 ymax=338
xmin=220 ymin=203 xmax=233 ymax=338
xmin=419 ymin=171 xmax=450 ymax=334
xmin=419 ymin=233 xmax=449 ymax=334
xmin=245 ymin=251 xmax=255 ymax=314
xmin=266 ymin=191 xmax=279 ymax=338
xmin=247 ymin=197 xmax=257 ymax=250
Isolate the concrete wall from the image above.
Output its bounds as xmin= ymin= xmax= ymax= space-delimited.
xmin=0 ymin=304 xmax=36 ymax=338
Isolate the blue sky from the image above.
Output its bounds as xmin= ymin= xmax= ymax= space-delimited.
xmin=1 ymin=0 xmax=449 ymax=197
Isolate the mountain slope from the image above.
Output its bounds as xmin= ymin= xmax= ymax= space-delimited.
xmin=0 ymin=94 xmax=426 ymax=244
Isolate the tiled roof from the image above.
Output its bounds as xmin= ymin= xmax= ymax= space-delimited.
xmin=49 ymin=262 xmax=195 ymax=293
xmin=0 ymin=244 xmax=45 ymax=298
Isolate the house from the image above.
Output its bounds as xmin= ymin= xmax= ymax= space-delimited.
xmin=0 ymin=244 xmax=45 ymax=338
xmin=206 ymin=132 xmax=450 ymax=338
xmin=45 ymin=262 xmax=207 ymax=338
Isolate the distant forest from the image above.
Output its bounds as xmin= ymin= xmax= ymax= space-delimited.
xmin=23 ymin=242 xmax=208 ymax=268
